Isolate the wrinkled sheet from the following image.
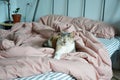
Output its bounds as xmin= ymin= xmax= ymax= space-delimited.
xmin=0 ymin=17 xmax=113 ymax=80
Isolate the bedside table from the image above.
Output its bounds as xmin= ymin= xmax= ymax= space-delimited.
xmin=0 ymin=23 xmax=13 ymax=30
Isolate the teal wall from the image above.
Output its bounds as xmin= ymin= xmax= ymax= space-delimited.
xmin=0 ymin=0 xmax=17 ymax=22
xmin=0 ymin=1 xmax=7 ymax=22
xmin=0 ymin=0 xmax=120 ymax=27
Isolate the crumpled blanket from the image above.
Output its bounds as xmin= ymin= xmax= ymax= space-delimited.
xmin=0 ymin=15 xmax=113 ymax=80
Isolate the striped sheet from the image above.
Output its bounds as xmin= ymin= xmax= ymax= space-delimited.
xmin=14 ymin=72 xmax=76 ymax=80
xmin=98 ymin=37 xmax=120 ymax=57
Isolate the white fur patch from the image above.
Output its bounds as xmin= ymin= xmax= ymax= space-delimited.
xmin=54 ymin=41 xmax=75 ymax=59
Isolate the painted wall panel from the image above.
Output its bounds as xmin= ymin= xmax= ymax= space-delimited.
xmin=85 ymin=0 xmax=102 ymax=20
xmin=54 ymin=0 xmax=67 ymax=15
xmin=16 ymin=0 xmax=36 ymax=22
xmin=35 ymin=0 xmax=52 ymax=21
xmin=0 ymin=0 xmax=17 ymax=22
xmin=0 ymin=0 xmax=120 ymax=26
xmin=68 ymin=0 xmax=82 ymax=17
xmin=0 ymin=1 xmax=7 ymax=22
xmin=104 ymin=0 xmax=120 ymax=24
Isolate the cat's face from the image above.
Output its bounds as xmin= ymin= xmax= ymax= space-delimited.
xmin=54 ymin=32 xmax=75 ymax=59
xmin=57 ymin=32 xmax=74 ymax=45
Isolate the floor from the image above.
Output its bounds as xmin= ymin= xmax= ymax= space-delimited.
xmin=111 ymin=69 xmax=120 ymax=80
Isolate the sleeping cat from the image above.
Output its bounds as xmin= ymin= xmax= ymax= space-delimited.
xmin=43 ymin=32 xmax=76 ymax=59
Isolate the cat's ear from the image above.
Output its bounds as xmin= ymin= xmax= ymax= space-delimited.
xmin=57 ymin=32 xmax=63 ymax=37
xmin=52 ymin=35 xmax=60 ymax=40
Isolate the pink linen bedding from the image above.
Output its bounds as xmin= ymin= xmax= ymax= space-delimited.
xmin=39 ymin=15 xmax=115 ymax=38
xmin=0 ymin=15 xmax=113 ymax=80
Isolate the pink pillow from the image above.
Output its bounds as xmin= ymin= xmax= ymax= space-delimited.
xmin=71 ymin=17 xmax=116 ymax=38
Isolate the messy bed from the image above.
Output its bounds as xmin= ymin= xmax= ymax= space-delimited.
xmin=0 ymin=15 xmax=117 ymax=80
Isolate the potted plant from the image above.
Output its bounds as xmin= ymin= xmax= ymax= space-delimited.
xmin=12 ymin=8 xmax=21 ymax=23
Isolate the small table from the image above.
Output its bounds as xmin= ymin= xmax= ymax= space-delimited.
xmin=0 ymin=23 xmax=13 ymax=30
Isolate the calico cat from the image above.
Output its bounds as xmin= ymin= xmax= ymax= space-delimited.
xmin=43 ymin=32 xmax=75 ymax=59
xmin=42 ymin=34 xmax=59 ymax=49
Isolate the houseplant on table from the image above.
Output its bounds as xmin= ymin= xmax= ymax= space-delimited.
xmin=12 ymin=8 xmax=21 ymax=23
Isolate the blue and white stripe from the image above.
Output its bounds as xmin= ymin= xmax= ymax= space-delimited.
xmin=98 ymin=37 xmax=120 ymax=57
xmin=14 ymin=72 xmax=76 ymax=80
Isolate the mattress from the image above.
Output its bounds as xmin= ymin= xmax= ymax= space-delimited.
xmin=14 ymin=72 xmax=75 ymax=80
xmin=98 ymin=37 xmax=120 ymax=57
xmin=14 ymin=37 xmax=120 ymax=80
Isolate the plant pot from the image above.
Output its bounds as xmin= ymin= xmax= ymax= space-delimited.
xmin=12 ymin=14 xmax=21 ymax=23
